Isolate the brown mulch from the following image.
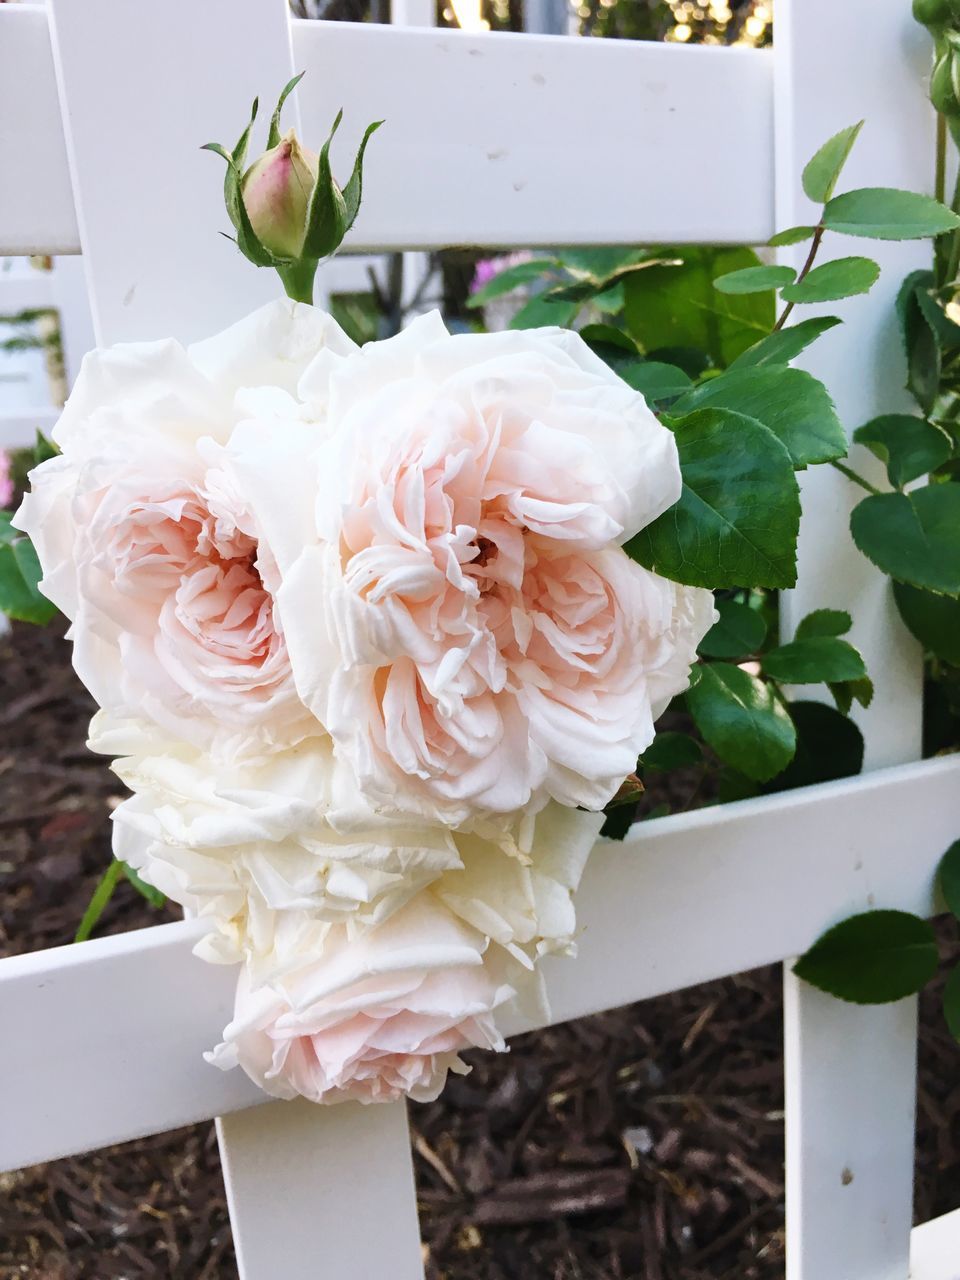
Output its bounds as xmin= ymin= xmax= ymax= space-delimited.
xmin=2 ymin=616 xmax=960 ymax=1279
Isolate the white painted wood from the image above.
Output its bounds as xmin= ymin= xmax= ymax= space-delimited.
xmin=3 ymin=754 xmax=958 ymax=1171
xmin=49 ymin=256 xmax=96 ymax=389
xmin=0 ymin=407 xmax=59 ymax=450
xmin=524 ymin=0 xmax=572 ymax=36
xmin=775 ymin=4 xmax=935 ymax=1277
xmin=1 ymin=12 xmax=777 ymax=255
xmin=390 ymin=0 xmax=435 ymax=25
xmin=0 ymin=918 xmax=261 ymax=1170
xmin=45 ymin=0 xmax=299 ymax=346
xmin=911 ymin=1209 xmax=960 ymax=1279
xmin=775 ymin=0 xmax=931 ymax=768
xmin=0 ymin=272 xmax=57 ymax=315
xmin=0 ymin=6 xmax=79 ymax=256
xmin=218 ymin=1100 xmax=425 ymax=1280
xmin=43 ymin=7 xmax=423 ymax=1276
xmin=783 ymin=981 xmax=919 ymax=1280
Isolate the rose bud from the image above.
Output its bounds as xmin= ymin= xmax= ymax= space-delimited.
xmin=241 ymin=129 xmax=318 ymax=259
xmin=204 ymin=72 xmax=382 ymax=304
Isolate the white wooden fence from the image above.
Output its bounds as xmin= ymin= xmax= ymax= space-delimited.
xmin=1 ymin=2 xmax=959 ymax=1277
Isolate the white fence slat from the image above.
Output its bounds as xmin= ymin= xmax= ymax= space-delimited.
xmin=775 ymin=3 xmax=935 ymax=1275
xmin=43 ymin=5 xmax=422 ymax=1270
xmin=0 ymin=273 xmax=57 ymax=314
xmin=390 ymin=0 xmax=435 ymax=24
xmin=0 ymin=919 xmax=261 ymax=1170
xmin=0 ymin=408 xmax=60 ymax=450
xmin=50 ymin=255 xmax=96 ymax=389
xmin=0 ymin=6 xmax=79 ymax=256
xmin=775 ymin=0 xmax=931 ymax=768
xmin=45 ymin=0 xmax=299 ymax=346
xmin=295 ymin=22 xmax=774 ymax=249
xmin=911 ymin=1209 xmax=960 ymax=1280
xmin=783 ymin=977 xmax=919 ymax=1280
xmin=3 ymin=755 xmax=958 ymax=1172
xmin=218 ymin=1100 xmax=425 ymax=1280
xmin=1 ymin=12 xmax=777 ymax=255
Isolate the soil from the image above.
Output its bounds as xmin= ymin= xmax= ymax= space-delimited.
xmin=2 ymin=617 xmax=959 ymax=1280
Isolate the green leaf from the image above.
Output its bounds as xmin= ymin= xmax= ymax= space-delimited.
xmin=897 ymin=271 xmax=942 ymax=415
xmin=33 ymin=431 xmax=58 ymax=465
xmin=943 ymin=964 xmax=960 ymax=1043
xmin=823 ymin=188 xmax=960 ymax=240
xmin=718 ymin=768 xmax=761 ymax=803
xmin=698 ymin=597 xmax=768 ymax=658
xmin=761 ymin=636 xmax=867 ymax=684
xmin=729 ymin=316 xmax=842 ymax=370
xmin=780 ymin=256 xmax=880 ymax=304
xmin=853 ymin=414 xmax=952 ymax=488
xmin=829 ymin=675 xmax=874 ymax=716
xmin=769 ymin=225 xmax=818 ymax=247
xmin=121 ymin=862 xmax=166 ymax=908
xmin=623 ymin=247 xmax=775 ymax=367
xmin=795 ymin=608 xmax=852 ymax=639
xmin=579 ymin=323 xmax=638 ymax=356
xmin=686 ymin=662 xmax=796 ymax=781
xmin=0 ymin=516 xmax=57 ymax=625
xmin=850 ymin=486 xmax=960 ymax=596
xmin=714 ymin=265 xmax=797 ymax=295
xmin=508 ymin=293 xmax=578 ymax=330
xmin=342 ymin=119 xmax=384 ymax=233
xmin=641 ymin=731 xmax=703 ymax=771
xmin=938 ymin=839 xmax=960 ymax=921
xmin=546 ymin=258 xmax=671 ymax=305
xmin=672 ymin=366 xmax=846 ymax=468
xmin=893 ymin=580 xmax=960 ymax=664
xmin=625 ymin=408 xmax=800 ymax=589
xmin=793 ymin=909 xmax=938 ymax=1004
xmin=618 ymin=360 xmax=693 ymax=402
xmin=466 ymin=259 xmax=559 ymax=308
xmin=762 ymin=700 xmax=864 ymax=791
xmin=802 ymin=121 xmax=864 ymax=203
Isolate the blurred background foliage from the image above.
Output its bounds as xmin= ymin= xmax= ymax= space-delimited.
xmin=288 ymin=0 xmax=772 ymax=46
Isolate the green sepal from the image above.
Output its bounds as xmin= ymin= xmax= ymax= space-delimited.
xmin=303 ymin=110 xmax=348 ymax=260
xmin=267 ymin=71 xmax=305 ymax=150
xmin=202 ymin=101 xmax=285 ymax=271
xmin=343 ymin=120 xmax=385 ymax=232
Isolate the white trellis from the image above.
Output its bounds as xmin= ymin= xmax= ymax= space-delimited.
xmin=1 ymin=2 xmax=959 ymax=1277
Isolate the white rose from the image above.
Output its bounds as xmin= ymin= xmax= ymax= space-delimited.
xmin=13 ymin=300 xmax=355 ymax=762
xmin=108 ymin=725 xmax=603 ymax=980
xmin=206 ymin=895 xmax=525 ymax=1105
xmin=230 ymin=313 xmax=714 ymax=823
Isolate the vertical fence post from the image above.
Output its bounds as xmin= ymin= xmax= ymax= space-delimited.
xmin=524 ymin=0 xmax=570 ymax=35
xmin=774 ymin=3 xmax=934 ymax=1277
xmin=46 ymin=4 xmax=425 ymax=1277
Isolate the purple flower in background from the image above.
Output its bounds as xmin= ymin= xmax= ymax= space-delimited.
xmin=470 ymin=251 xmax=533 ymax=295
xmin=0 ymin=451 xmax=13 ymax=508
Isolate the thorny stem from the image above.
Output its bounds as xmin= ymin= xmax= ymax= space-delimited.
xmin=830 ymin=459 xmax=883 ymax=497
xmin=772 ymin=224 xmax=825 ymax=332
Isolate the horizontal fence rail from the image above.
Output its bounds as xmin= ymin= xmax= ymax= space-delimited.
xmin=0 ymin=7 xmax=776 ymax=257
xmin=2 ymin=753 xmax=958 ymax=1172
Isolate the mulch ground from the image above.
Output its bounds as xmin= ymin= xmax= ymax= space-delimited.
xmin=1 ymin=617 xmax=959 ymax=1279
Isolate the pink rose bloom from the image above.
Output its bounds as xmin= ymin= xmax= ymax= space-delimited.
xmin=207 ymin=895 xmax=518 ymax=1104
xmin=0 ymin=450 xmax=13 ymax=507
xmin=13 ymin=301 xmax=356 ymax=761
xmin=234 ymin=314 xmax=714 ymax=824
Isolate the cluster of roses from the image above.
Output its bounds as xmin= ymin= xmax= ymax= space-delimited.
xmin=16 ymin=299 xmax=714 ymax=1105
